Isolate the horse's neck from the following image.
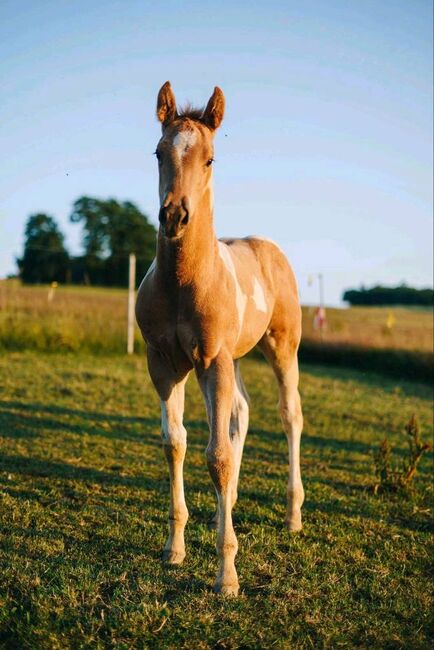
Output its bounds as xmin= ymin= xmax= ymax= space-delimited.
xmin=156 ymin=197 xmax=217 ymax=289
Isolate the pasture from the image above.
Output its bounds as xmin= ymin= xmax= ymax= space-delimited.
xmin=1 ymin=280 xmax=433 ymax=357
xmin=0 ymin=348 xmax=432 ymax=648
xmin=0 ymin=282 xmax=432 ymax=646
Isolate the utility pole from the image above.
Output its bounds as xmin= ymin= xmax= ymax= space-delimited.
xmin=309 ymin=273 xmax=326 ymax=339
xmin=318 ymin=273 xmax=324 ymax=308
xmin=317 ymin=273 xmax=326 ymax=339
xmin=127 ymin=253 xmax=136 ymax=355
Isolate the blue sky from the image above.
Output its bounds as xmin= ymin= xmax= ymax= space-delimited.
xmin=0 ymin=0 xmax=432 ymax=305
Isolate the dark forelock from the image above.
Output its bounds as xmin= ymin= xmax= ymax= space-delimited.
xmin=178 ymin=103 xmax=205 ymax=122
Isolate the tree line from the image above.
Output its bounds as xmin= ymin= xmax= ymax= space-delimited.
xmin=343 ymin=285 xmax=433 ymax=307
xmin=17 ymin=196 xmax=157 ymax=287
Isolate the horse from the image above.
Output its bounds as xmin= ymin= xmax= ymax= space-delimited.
xmin=135 ymin=82 xmax=304 ymax=596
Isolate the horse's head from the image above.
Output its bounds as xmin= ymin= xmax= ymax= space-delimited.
xmin=155 ymin=81 xmax=225 ymax=240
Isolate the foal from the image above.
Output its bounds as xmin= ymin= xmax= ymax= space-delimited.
xmin=136 ymin=82 xmax=304 ymax=596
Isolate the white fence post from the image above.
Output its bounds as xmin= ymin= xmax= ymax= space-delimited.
xmin=127 ymin=253 xmax=136 ymax=355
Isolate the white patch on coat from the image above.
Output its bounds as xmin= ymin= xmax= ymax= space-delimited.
xmin=230 ymin=362 xmax=249 ymax=443
xmin=252 ymin=277 xmax=267 ymax=313
xmin=218 ymin=242 xmax=247 ymax=329
xmin=160 ymin=390 xmax=187 ymax=448
xmin=161 ymin=401 xmax=169 ymax=442
xmin=172 ymin=130 xmax=196 ymax=158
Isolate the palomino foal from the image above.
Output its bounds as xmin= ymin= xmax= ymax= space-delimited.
xmin=136 ymin=82 xmax=304 ymax=596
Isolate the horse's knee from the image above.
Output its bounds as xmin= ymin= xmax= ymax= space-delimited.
xmin=206 ymin=444 xmax=234 ymax=492
xmin=279 ymin=399 xmax=303 ymax=433
xmin=162 ymin=425 xmax=187 ymax=462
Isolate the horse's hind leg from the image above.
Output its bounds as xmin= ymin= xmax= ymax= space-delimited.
xmin=259 ymin=332 xmax=304 ymax=531
xmin=230 ymin=361 xmax=250 ymax=507
xmin=209 ymin=360 xmax=249 ymax=528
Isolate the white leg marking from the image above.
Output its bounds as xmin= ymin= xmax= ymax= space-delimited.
xmin=230 ymin=362 xmax=249 ymax=506
xmin=161 ymin=383 xmax=188 ymax=452
xmin=278 ymin=362 xmax=304 ymax=532
xmin=160 ymin=380 xmax=189 ymax=564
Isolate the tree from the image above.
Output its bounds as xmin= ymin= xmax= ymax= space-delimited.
xmin=343 ymin=284 xmax=433 ymax=307
xmin=17 ymin=214 xmax=69 ymax=284
xmin=70 ymin=197 xmax=156 ymax=286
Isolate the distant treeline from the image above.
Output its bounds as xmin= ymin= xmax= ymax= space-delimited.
xmin=17 ymin=197 xmax=157 ymax=287
xmin=343 ymin=285 xmax=433 ymax=307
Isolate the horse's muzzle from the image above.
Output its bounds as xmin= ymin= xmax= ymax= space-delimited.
xmin=159 ymin=203 xmax=189 ymax=239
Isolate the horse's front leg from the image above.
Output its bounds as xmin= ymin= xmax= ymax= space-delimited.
xmin=198 ymin=351 xmax=239 ymax=595
xmin=147 ymin=348 xmax=190 ymax=565
xmin=209 ymin=360 xmax=249 ymax=530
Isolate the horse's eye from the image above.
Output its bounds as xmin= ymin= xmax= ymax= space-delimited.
xmin=206 ymin=158 xmax=214 ymax=167
xmin=154 ymin=150 xmax=161 ymax=162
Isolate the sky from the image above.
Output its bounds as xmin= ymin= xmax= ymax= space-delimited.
xmin=0 ymin=0 xmax=432 ymax=305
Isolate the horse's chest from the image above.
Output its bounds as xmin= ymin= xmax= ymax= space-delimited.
xmin=151 ymin=309 xmax=223 ymax=369
xmin=137 ymin=274 xmax=241 ymax=365
xmin=139 ymin=296 xmax=205 ymax=358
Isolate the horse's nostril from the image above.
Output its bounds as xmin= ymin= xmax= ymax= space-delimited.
xmin=180 ymin=212 xmax=189 ymax=226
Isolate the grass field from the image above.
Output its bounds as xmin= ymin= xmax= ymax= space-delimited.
xmin=2 ymin=279 xmax=432 ymax=384
xmin=1 ymin=280 xmax=432 ymax=355
xmin=0 ymin=352 xmax=432 ymax=648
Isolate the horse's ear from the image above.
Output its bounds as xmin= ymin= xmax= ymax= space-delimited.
xmin=156 ymin=81 xmax=177 ymax=127
xmin=202 ymin=86 xmax=225 ymax=130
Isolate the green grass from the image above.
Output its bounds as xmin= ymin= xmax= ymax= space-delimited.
xmin=2 ymin=279 xmax=433 ymax=383
xmin=0 ymin=353 xmax=433 ymax=648
xmin=2 ymin=280 xmax=433 ymax=356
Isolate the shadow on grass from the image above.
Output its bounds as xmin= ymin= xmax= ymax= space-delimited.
xmin=298 ymin=361 xmax=433 ymax=399
xmin=1 ymin=522 xmax=154 ymax=559
xmin=1 ymin=399 xmax=431 ymax=540
xmin=0 ymin=399 xmax=211 ymax=446
xmin=251 ymin=428 xmax=375 ymax=455
xmin=0 ymin=454 xmax=163 ymax=492
xmin=0 ymin=399 xmax=160 ymax=443
xmin=162 ymin=575 xmax=209 ymax=599
xmin=302 ymin=495 xmax=434 ymax=534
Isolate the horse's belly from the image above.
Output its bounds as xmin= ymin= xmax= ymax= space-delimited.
xmin=234 ymin=310 xmax=270 ymax=358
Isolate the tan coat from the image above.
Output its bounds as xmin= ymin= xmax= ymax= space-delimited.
xmin=136 ymin=82 xmax=304 ymax=595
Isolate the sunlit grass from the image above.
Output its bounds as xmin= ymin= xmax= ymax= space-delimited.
xmin=0 ymin=352 xmax=432 ymax=647
xmin=1 ymin=280 xmax=432 ymax=356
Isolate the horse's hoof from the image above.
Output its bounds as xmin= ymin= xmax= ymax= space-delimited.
xmin=213 ymin=581 xmax=239 ymax=596
xmin=286 ymin=516 xmax=302 ymax=532
xmin=162 ymin=549 xmax=185 ymax=565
